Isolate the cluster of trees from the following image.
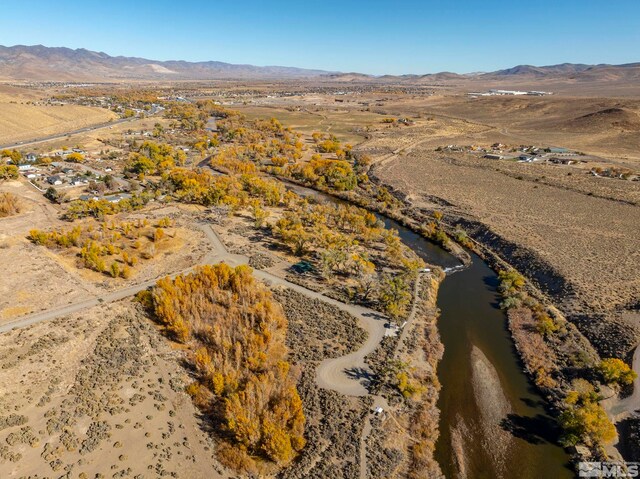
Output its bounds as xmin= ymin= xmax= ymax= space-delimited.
xmin=166 ymin=154 xmax=420 ymax=318
xmin=272 ymin=198 xmax=421 ymax=316
xmin=125 ymin=141 xmax=187 ymax=176
xmin=0 ymin=192 xmax=21 ymax=217
xmin=497 ymin=269 xmax=527 ymax=310
xmin=286 ymin=156 xmax=357 ymax=191
xmin=311 ymin=132 xmax=352 ymax=159
xmin=29 ymin=217 xmax=171 ymax=278
xmin=63 ymin=192 xmax=153 ymax=220
xmin=0 ymin=164 xmax=19 ymax=180
xmin=598 ymin=358 xmax=637 ymax=387
xmin=498 ymin=267 xmax=623 ymax=450
xmin=1 ymin=149 xmax=22 ymax=163
xmin=66 ymin=152 xmax=85 ymax=163
xmin=148 ymin=264 xmax=305 ymax=468
xmin=210 ymin=115 xmax=304 ymax=170
xmin=418 ymin=212 xmax=450 ymax=250
xmin=559 ymin=379 xmax=616 ymax=447
xmin=165 ymin=167 xmax=288 ymax=213
xmin=164 ymin=100 xmax=235 ymax=131
xmin=164 ymin=103 xmax=208 ymax=131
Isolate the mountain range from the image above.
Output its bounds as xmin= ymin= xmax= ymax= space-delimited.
xmin=0 ymin=44 xmax=638 ymax=83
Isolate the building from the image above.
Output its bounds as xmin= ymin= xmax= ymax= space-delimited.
xmin=47 ymin=175 xmax=63 ymax=185
xmin=103 ymin=193 xmax=132 ymax=203
xmin=484 ymin=154 xmax=505 ymax=160
xmin=549 ymin=147 xmax=568 ymax=154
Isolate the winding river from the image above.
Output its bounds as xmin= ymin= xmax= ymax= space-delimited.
xmin=288 ymin=184 xmax=573 ymax=478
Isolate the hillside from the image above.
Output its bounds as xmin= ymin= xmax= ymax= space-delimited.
xmin=0 ymin=44 xmax=332 ymax=81
xmin=1 ymin=45 xmax=638 ymax=85
xmin=563 ymin=107 xmax=640 ymax=132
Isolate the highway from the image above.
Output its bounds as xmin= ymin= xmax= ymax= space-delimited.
xmin=0 ymin=116 xmax=142 ymax=151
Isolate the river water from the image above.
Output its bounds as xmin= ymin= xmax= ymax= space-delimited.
xmin=288 ymin=184 xmax=573 ymax=478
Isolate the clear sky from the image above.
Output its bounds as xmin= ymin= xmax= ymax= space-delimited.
xmin=2 ymin=0 xmax=639 ymax=75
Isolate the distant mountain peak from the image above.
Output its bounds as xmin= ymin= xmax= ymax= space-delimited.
xmin=0 ymin=44 xmax=333 ymax=81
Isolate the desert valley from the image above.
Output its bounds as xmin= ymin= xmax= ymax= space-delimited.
xmin=0 ymin=20 xmax=639 ymax=479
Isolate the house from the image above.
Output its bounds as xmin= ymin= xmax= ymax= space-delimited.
xmin=47 ymin=175 xmax=63 ymax=185
xmin=549 ymin=147 xmax=568 ymax=154
xmin=18 ymin=164 xmax=32 ymax=171
xmin=103 ymin=193 xmax=132 ymax=204
xmin=71 ymin=176 xmax=88 ymax=186
xmin=62 ymin=167 xmax=75 ymax=175
xmin=25 ymin=153 xmax=38 ymax=163
xmin=484 ymin=154 xmax=504 ymax=160
xmin=518 ymin=155 xmax=535 ymax=162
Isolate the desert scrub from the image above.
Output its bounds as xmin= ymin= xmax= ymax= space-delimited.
xmin=0 ymin=192 xmax=21 ymax=217
xmin=28 ymin=217 xmax=175 ymax=278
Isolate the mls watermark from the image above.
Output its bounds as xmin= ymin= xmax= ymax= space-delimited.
xmin=579 ymin=462 xmax=640 ymax=478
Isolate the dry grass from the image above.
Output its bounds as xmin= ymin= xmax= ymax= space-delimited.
xmin=0 ymin=103 xmax=116 ymax=144
xmin=237 ymin=105 xmax=385 ymax=145
xmin=0 ymin=85 xmax=116 ymax=144
xmin=0 ymin=192 xmax=21 ymax=217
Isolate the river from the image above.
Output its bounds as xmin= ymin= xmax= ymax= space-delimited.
xmin=287 ymin=183 xmax=573 ymax=478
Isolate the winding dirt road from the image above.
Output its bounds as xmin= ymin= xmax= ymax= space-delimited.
xmin=1 ymin=223 xmax=391 ymax=399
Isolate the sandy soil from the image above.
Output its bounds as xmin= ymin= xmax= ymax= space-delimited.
xmin=371 ymin=145 xmax=640 ymax=356
xmin=0 ymin=301 xmax=228 ymax=478
xmin=0 ymin=184 xmax=211 ymax=324
xmin=0 ymin=178 xmax=98 ymax=322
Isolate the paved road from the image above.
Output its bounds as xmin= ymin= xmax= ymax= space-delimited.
xmin=0 ymin=116 xmax=141 ymax=151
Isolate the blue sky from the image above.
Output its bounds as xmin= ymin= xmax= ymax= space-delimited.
xmin=2 ymin=0 xmax=639 ymax=74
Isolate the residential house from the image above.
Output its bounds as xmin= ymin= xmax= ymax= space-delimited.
xmin=47 ymin=175 xmax=63 ymax=185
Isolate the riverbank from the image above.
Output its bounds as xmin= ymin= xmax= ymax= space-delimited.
xmin=275 ymin=176 xmax=575 ymax=476
xmin=364 ymin=163 xmax=635 ymax=465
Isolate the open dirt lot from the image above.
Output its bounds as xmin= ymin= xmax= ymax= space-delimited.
xmin=237 ymin=104 xmax=385 ymax=145
xmin=374 ymin=94 xmax=640 ymax=163
xmin=0 ymin=178 xmax=97 ymax=322
xmin=0 ymin=301 xmax=228 ymax=478
xmin=0 ymin=179 xmax=209 ymax=324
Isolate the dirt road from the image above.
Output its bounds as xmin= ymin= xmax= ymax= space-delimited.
xmin=1 ymin=223 xmax=392 ymax=399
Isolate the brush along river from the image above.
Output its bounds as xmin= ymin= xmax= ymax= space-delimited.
xmin=286 ymin=183 xmax=572 ymax=478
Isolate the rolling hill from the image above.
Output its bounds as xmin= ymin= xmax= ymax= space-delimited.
xmin=0 ymin=44 xmax=332 ymax=81
xmin=0 ymin=44 xmax=638 ymax=85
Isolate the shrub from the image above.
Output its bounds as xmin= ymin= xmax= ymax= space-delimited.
xmin=0 ymin=192 xmax=21 ymax=217
xmin=598 ymin=358 xmax=636 ymax=387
